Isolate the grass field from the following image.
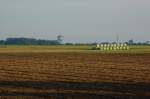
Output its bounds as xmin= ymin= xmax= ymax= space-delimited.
xmin=0 ymin=45 xmax=150 ymax=53
xmin=0 ymin=45 xmax=150 ymax=99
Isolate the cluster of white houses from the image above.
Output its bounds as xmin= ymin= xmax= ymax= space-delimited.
xmin=96 ymin=43 xmax=129 ymax=50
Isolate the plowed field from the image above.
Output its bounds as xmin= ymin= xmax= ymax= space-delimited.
xmin=0 ymin=53 xmax=150 ymax=99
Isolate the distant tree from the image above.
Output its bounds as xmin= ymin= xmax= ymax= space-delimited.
xmin=128 ymin=39 xmax=134 ymax=45
xmin=65 ymin=43 xmax=74 ymax=45
xmin=57 ymin=35 xmax=64 ymax=43
xmin=0 ymin=40 xmax=5 ymax=45
xmin=112 ymin=42 xmax=117 ymax=44
xmin=1 ymin=37 xmax=61 ymax=45
xmin=101 ymin=42 xmax=110 ymax=44
xmin=146 ymin=41 xmax=150 ymax=45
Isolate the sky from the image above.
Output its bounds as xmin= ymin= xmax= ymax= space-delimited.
xmin=0 ymin=0 xmax=150 ymax=43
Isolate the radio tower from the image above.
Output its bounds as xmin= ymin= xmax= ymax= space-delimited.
xmin=116 ymin=35 xmax=119 ymax=44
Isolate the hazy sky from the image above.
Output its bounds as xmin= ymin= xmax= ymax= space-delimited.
xmin=0 ymin=0 xmax=150 ymax=43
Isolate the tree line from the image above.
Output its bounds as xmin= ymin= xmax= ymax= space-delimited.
xmin=0 ymin=38 xmax=61 ymax=45
xmin=0 ymin=37 xmax=149 ymax=45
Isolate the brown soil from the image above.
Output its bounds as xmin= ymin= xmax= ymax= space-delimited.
xmin=0 ymin=53 xmax=150 ymax=99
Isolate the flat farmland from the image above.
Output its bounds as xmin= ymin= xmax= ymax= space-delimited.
xmin=0 ymin=45 xmax=150 ymax=53
xmin=0 ymin=51 xmax=150 ymax=99
xmin=0 ymin=53 xmax=150 ymax=83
